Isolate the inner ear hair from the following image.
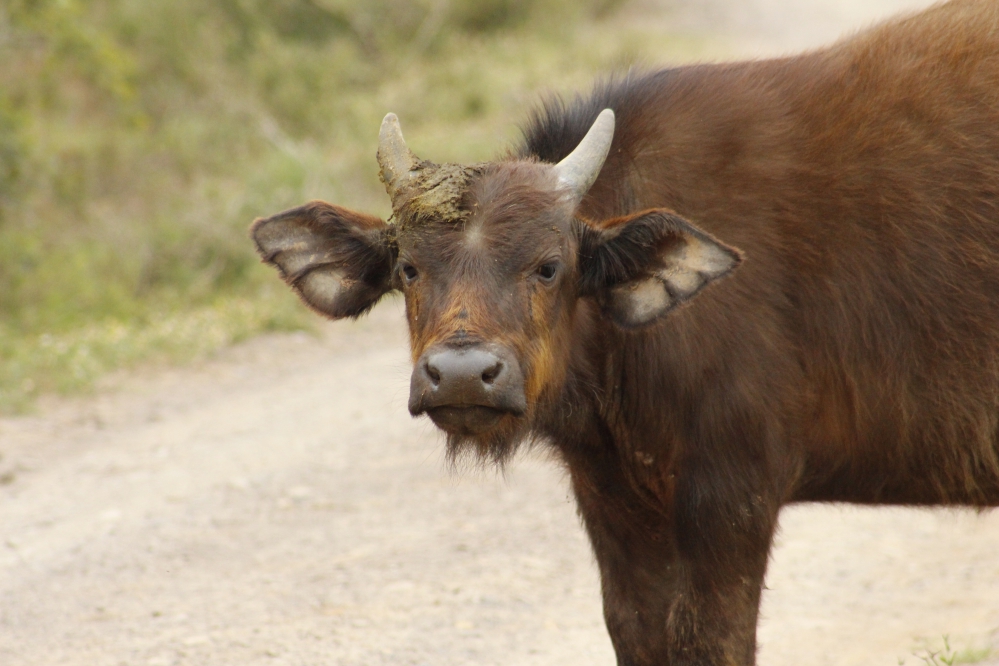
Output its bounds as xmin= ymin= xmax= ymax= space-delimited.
xmin=251 ymin=201 xmax=396 ymax=319
xmin=577 ymin=209 xmax=742 ymax=320
xmin=252 ymin=202 xmax=392 ymax=276
xmin=578 ymin=212 xmax=678 ymax=294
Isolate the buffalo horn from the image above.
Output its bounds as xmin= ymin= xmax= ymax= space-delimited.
xmin=377 ymin=112 xmax=417 ymax=203
xmin=553 ymin=108 xmax=616 ymax=206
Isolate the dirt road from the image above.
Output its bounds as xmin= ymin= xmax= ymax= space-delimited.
xmin=4 ymin=2 xmax=999 ymax=664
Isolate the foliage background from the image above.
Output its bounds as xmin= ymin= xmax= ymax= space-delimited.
xmin=0 ymin=0 xmax=713 ymax=411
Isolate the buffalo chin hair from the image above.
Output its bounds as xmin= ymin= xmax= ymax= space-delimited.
xmin=443 ymin=417 xmax=534 ymax=469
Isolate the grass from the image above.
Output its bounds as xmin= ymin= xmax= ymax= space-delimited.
xmin=0 ymin=289 xmax=310 ymax=412
xmin=0 ymin=0 xmax=722 ymax=412
xmin=905 ymin=635 xmax=996 ymax=666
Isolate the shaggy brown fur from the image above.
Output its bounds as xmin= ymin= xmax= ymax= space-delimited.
xmin=251 ymin=2 xmax=999 ymax=663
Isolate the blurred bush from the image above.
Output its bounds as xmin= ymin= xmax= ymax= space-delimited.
xmin=0 ymin=0 xmax=704 ymax=410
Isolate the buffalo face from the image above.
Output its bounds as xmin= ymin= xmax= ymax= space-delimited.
xmin=251 ymin=111 xmax=741 ymax=461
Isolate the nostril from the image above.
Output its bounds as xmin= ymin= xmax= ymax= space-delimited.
xmin=426 ymin=363 xmax=441 ymax=386
xmin=481 ymin=361 xmax=503 ymax=385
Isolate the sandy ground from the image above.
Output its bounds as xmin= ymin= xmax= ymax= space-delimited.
xmin=4 ymin=1 xmax=999 ymax=664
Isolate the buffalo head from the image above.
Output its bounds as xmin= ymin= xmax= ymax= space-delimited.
xmin=251 ymin=110 xmax=741 ymax=461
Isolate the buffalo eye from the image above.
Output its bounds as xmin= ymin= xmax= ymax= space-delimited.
xmin=536 ymin=262 xmax=558 ymax=283
xmin=399 ymin=262 xmax=419 ymax=285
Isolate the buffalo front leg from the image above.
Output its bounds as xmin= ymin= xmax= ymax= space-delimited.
xmin=570 ymin=463 xmax=778 ymax=665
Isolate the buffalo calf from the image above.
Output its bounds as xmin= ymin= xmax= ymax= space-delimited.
xmin=252 ymin=1 xmax=999 ymax=663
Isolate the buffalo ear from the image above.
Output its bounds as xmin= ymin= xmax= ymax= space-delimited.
xmin=251 ymin=201 xmax=395 ymax=319
xmin=578 ymin=209 xmax=741 ymax=328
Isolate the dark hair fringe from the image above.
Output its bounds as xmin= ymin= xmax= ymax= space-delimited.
xmin=516 ymin=68 xmax=680 ymax=164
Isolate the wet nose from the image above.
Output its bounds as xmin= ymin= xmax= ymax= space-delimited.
xmin=425 ymin=348 xmax=503 ymax=389
xmin=408 ymin=345 xmax=527 ymax=419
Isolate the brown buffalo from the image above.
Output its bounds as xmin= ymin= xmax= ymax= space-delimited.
xmin=251 ymin=1 xmax=999 ymax=663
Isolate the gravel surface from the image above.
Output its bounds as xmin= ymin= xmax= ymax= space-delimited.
xmin=4 ymin=2 xmax=999 ymax=664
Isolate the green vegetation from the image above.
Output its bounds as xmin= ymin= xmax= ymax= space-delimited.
xmin=0 ymin=0 xmax=715 ymax=411
xmin=905 ymin=635 xmax=995 ymax=666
